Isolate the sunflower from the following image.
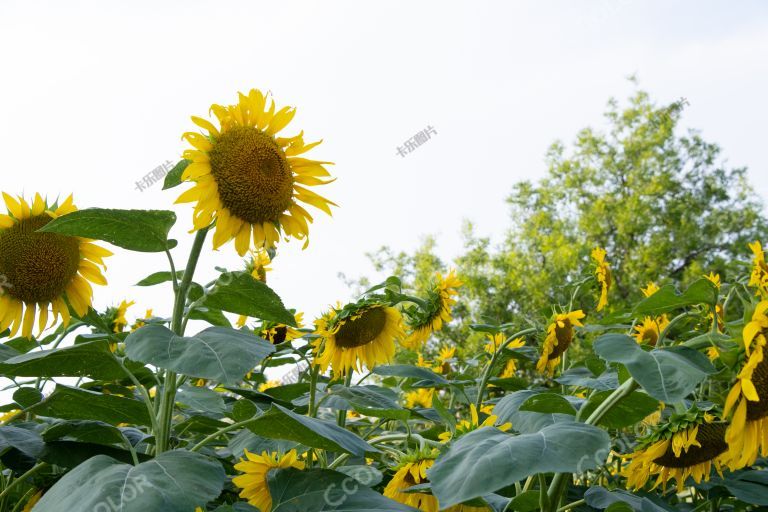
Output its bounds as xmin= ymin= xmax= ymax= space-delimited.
xmin=623 ymin=412 xmax=729 ymax=491
xmin=438 ymin=404 xmax=511 ymax=442
xmin=499 ymin=358 xmax=518 ymax=378
xmin=704 ymin=272 xmax=721 ymax=289
xmin=233 ymin=449 xmax=305 ymax=512
xmin=591 ymin=247 xmax=611 ymax=311
xmin=258 ymin=379 xmax=281 ymax=392
xmin=176 ymin=89 xmax=336 ymax=256
xmin=437 ymin=345 xmax=456 ymax=373
xmin=641 ymin=282 xmax=660 ymax=297
xmin=0 ymin=193 xmax=112 ymax=339
xmin=130 ymin=308 xmax=154 ymax=332
xmin=402 ymin=270 xmax=462 ymax=350
xmin=108 ymin=299 xmax=134 ymax=333
xmin=633 ymin=315 xmax=670 ymax=346
xmin=384 ymin=450 xmax=440 ymax=512
xmin=748 ymin=241 xmax=768 ymax=296
xmin=722 ymin=300 xmax=768 ymax=469
xmin=706 ymin=346 xmax=720 ymax=361
xmin=236 ymin=248 xmax=273 ymax=327
xmin=259 ymin=312 xmax=305 ymax=344
xmin=484 ymin=333 xmax=525 ymax=354
xmin=536 ymin=310 xmax=585 ymax=376
xmin=313 ymin=302 xmax=404 ymax=375
xmin=405 ymin=387 xmax=434 ymax=408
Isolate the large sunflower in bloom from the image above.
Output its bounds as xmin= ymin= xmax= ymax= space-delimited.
xmin=536 ymin=310 xmax=585 ymax=376
xmin=624 ymin=412 xmax=729 ymax=491
xmin=313 ymin=301 xmax=404 ymax=375
xmin=0 ymin=193 xmax=111 ymax=338
xmin=633 ymin=315 xmax=670 ymax=347
xmin=402 ymin=270 xmax=462 ymax=350
xmin=722 ymin=300 xmax=768 ymax=469
xmin=176 ymin=89 xmax=336 ymax=255
xmin=591 ymin=247 xmax=611 ymax=311
xmin=232 ymin=449 xmax=305 ymax=512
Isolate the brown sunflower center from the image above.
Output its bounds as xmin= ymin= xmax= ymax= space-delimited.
xmin=548 ymin=319 xmax=574 ymax=360
xmin=0 ymin=215 xmax=80 ymax=303
xmin=653 ymin=423 xmax=728 ymax=468
xmin=747 ymin=357 xmax=768 ymax=421
xmin=209 ymin=126 xmax=294 ymax=224
xmin=335 ymin=307 xmax=388 ymax=349
xmin=641 ymin=326 xmax=659 ymax=346
xmin=270 ymin=326 xmax=287 ymax=344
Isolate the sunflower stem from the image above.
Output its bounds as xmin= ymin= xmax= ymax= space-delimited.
xmin=475 ymin=327 xmax=537 ymax=411
xmin=0 ymin=462 xmax=47 ymax=502
xmin=538 ymin=473 xmax=551 ymax=512
xmin=308 ymin=364 xmax=321 ymax=418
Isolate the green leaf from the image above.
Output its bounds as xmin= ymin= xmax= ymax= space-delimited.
xmin=584 ymin=487 xmax=672 ymax=512
xmin=40 ymin=440 xmax=150 ymax=468
xmin=0 ymin=426 xmax=44 ymax=458
xmin=519 ymin=392 xmax=577 ymax=415
xmin=125 ymin=325 xmax=275 ymax=384
xmin=29 ymin=385 xmax=151 ymax=425
xmin=204 ymin=272 xmax=297 ymax=326
xmin=593 ymin=334 xmax=716 ymax=402
xmin=372 ymin=365 xmax=448 ymax=385
xmin=33 ymin=450 xmax=225 ymax=512
xmin=0 ymin=341 xmax=125 ymax=380
xmin=428 ymin=424 xmax=611 ymax=508
xmin=228 ymin=430 xmax=301 ymax=459
xmin=188 ymin=307 xmax=233 ymax=327
xmin=493 ymin=390 xmax=575 ymax=433
xmin=42 ymin=420 xmax=126 ymax=446
xmin=580 ymin=390 xmax=659 ymax=429
xmin=701 ymin=468 xmax=768 ymax=506
xmin=247 ymin=404 xmax=377 ymax=456
xmin=504 ymin=491 xmax=539 ymax=512
xmin=633 ymin=279 xmax=717 ymax=315
xmin=162 ymin=159 xmax=190 ymax=190
xmin=135 ymin=270 xmax=183 ymax=286
xmin=325 ymin=385 xmax=410 ymax=420
xmin=12 ymin=387 xmax=43 ymax=408
xmin=176 ymin=385 xmax=226 ymax=414
xmin=555 ymin=367 xmax=619 ymax=391
xmin=38 ymin=208 xmax=177 ymax=252
xmin=268 ymin=468 xmax=419 ymax=511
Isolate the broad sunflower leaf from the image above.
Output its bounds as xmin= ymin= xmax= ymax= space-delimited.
xmin=176 ymin=384 xmax=226 ymax=414
xmin=135 ymin=270 xmax=184 ymax=286
xmin=698 ymin=468 xmax=768 ymax=506
xmin=38 ymin=208 xmax=177 ymax=252
xmin=0 ymin=426 xmax=44 ymax=458
xmin=519 ymin=392 xmax=577 ymax=415
xmin=268 ymin=467 xmax=419 ymax=511
xmin=0 ymin=340 xmax=126 ymax=380
xmin=555 ymin=367 xmax=619 ymax=391
xmin=493 ymin=390 xmax=576 ymax=433
xmin=325 ymin=385 xmax=410 ymax=420
xmin=247 ymin=404 xmax=377 ymax=456
xmin=428 ymin=424 xmax=611 ymax=508
xmin=593 ymin=334 xmax=716 ymax=402
xmin=584 ymin=486 xmax=674 ymax=511
xmin=42 ymin=420 xmax=126 ymax=446
xmin=125 ymin=324 xmax=274 ymax=385
xmin=372 ymin=365 xmax=448 ymax=385
xmin=33 ymin=450 xmax=225 ymax=512
xmin=633 ymin=278 xmax=717 ymax=315
xmin=203 ymin=271 xmax=297 ymax=326
xmin=580 ymin=390 xmax=659 ymax=429
xmin=28 ymin=385 xmax=151 ymax=425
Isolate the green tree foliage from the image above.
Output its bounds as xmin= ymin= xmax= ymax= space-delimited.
xmin=366 ymin=88 xmax=767 ymax=349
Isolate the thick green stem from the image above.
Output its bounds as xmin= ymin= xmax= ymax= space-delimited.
xmin=538 ymin=473 xmax=551 ymax=512
xmin=189 ymin=415 xmax=262 ymax=453
xmin=0 ymin=463 xmax=47 ymax=502
xmin=308 ymin=364 xmax=320 ymax=418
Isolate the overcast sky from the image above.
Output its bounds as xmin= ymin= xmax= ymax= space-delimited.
xmin=1 ymin=0 xmax=767 ymax=329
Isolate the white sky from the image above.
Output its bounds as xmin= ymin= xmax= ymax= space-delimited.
xmin=1 ymin=0 xmax=767 ymax=329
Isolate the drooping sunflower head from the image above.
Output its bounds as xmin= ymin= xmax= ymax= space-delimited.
xmin=438 ymin=403 xmax=511 ymax=442
xmin=633 ymin=315 xmax=670 ymax=347
xmin=232 ymin=449 xmax=305 ymax=512
xmin=313 ymin=301 xmax=404 ymax=376
xmin=591 ymin=247 xmax=611 ymax=311
xmin=106 ymin=299 xmax=135 ymax=333
xmin=749 ymin=241 xmax=768 ymax=296
xmin=623 ymin=409 xmax=729 ymax=491
xmin=402 ymin=270 xmax=463 ymax=350
xmin=176 ymin=89 xmax=337 ymax=256
xmin=384 ymin=449 xmax=440 ymax=512
xmin=535 ymin=310 xmax=585 ymax=376
xmin=722 ymin=300 xmax=768 ymax=469
xmin=0 ymin=193 xmax=112 ymax=339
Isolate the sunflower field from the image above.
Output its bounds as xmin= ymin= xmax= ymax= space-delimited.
xmin=1 ymin=89 xmax=768 ymax=512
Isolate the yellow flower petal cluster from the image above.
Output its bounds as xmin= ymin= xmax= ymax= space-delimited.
xmin=233 ymin=449 xmax=305 ymax=511
xmin=536 ymin=310 xmax=585 ymax=376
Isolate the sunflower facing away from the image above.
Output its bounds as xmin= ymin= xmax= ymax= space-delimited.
xmin=722 ymin=300 xmax=768 ymax=469
xmin=176 ymin=88 xmax=337 ymax=256
xmin=314 ymin=301 xmax=404 ymax=375
xmin=0 ymin=193 xmax=112 ymax=339
xmin=591 ymin=247 xmax=611 ymax=311
xmin=402 ymin=270 xmax=463 ymax=350
xmin=233 ymin=449 xmax=305 ymax=512
xmin=624 ymin=411 xmax=729 ymax=491
xmin=536 ymin=310 xmax=585 ymax=376
xmin=633 ymin=315 xmax=670 ymax=347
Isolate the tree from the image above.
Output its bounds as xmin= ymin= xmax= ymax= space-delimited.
xmin=365 ymin=88 xmax=767 ymax=352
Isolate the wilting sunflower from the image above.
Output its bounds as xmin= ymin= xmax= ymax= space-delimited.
xmin=0 ymin=193 xmax=111 ymax=339
xmin=236 ymin=248 xmax=273 ymax=327
xmin=536 ymin=310 xmax=585 ymax=376
xmin=591 ymin=247 xmax=611 ymax=311
xmin=722 ymin=300 xmax=768 ymax=469
xmin=748 ymin=241 xmax=768 ymax=297
xmin=438 ymin=404 xmax=511 ymax=442
xmin=633 ymin=315 xmax=670 ymax=346
xmin=176 ymin=89 xmax=336 ymax=255
xmin=624 ymin=411 xmax=729 ymax=491
xmin=233 ymin=449 xmax=305 ymax=512
xmin=402 ymin=270 xmax=462 ymax=350
xmin=314 ymin=301 xmax=404 ymax=375
xmin=405 ymin=387 xmax=434 ymax=408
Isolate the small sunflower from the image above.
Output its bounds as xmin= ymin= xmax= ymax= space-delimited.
xmin=438 ymin=404 xmax=511 ymax=442
xmin=591 ymin=247 xmax=611 ymax=311
xmin=108 ymin=299 xmax=134 ymax=333
xmin=402 ymin=270 xmax=462 ymax=350
xmin=722 ymin=300 xmax=768 ymax=469
xmin=0 ymin=193 xmax=111 ymax=339
xmin=130 ymin=308 xmax=154 ymax=332
xmin=176 ymin=89 xmax=336 ymax=255
xmin=484 ymin=333 xmax=525 ymax=355
xmin=633 ymin=315 xmax=670 ymax=346
xmin=748 ymin=241 xmax=768 ymax=296
xmin=499 ymin=358 xmax=518 ymax=379
xmin=706 ymin=346 xmax=720 ymax=361
xmin=704 ymin=272 xmax=721 ymax=289
xmin=383 ymin=449 xmax=440 ymax=512
xmin=259 ymin=312 xmax=305 ymax=344
xmin=233 ymin=449 xmax=305 ymax=512
xmin=258 ymin=380 xmax=281 ymax=392
xmin=405 ymin=387 xmax=434 ymax=408
xmin=641 ymin=282 xmax=660 ymax=297
xmin=236 ymin=248 xmax=272 ymax=327
xmin=313 ymin=301 xmax=404 ymax=375
xmin=623 ymin=412 xmax=729 ymax=491
xmin=536 ymin=310 xmax=585 ymax=376
xmin=437 ymin=345 xmax=456 ymax=373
